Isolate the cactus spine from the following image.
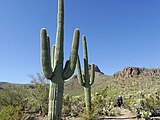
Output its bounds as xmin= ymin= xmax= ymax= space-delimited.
xmin=40 ymin=0 xmax=80 ymax=119
xmin=77 ymin=36 xmax=95 ymax=112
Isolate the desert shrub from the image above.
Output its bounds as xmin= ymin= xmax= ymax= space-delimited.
xmin=62 ymin=89 xmax=117 ymax=119
xmin=0 ymin=86 xmax=26 ymax=106
xmin=0 ymin=73 xmax=49 ymax=119
xmin=126 ymin=89 xmax=160 ymax=119
xmin=124 ymin=97 xmax=135 ymax=106
xmin=144 ymin=93 xmax=160 ymax=116
xmin=28 ymin=83 xmax=49 ymax=115
xmin=91 ymin=91 xmax=117 ymax=117
xmin=28 ymin=73 xmax=49 ymax=116
xmin=134 ymin=99 xmax=152 ymax=119
xmin=0 ymin=86 xmax=28 ymax=119
xmin=62 ymin=95 xmax=85 ymax=117
xmin=0 ymin=105 xmax=22 ymax=120
xmin=80 ymin=110 xmax=98 ymax=120
xmin=62 ymin=94 xmax=72 ymax=117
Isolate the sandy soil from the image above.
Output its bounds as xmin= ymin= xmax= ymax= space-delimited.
xmin=68 ymin=108 xmax=139 ymax=120
xmin=100 ymin=107 xmax=139 ymax=120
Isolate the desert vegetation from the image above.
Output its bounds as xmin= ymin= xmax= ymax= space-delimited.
xmin=0 ymin=0 xmax=160 ymax=120
xmin=0 ymin=71 xmax=160 ymax=119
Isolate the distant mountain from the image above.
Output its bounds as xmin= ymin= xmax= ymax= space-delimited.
xmin=88 ymin=64 xmax=104 ymax=74
xmin=113 ymin=66 xmax=160 ymax=79
xmin=0 ymin=82 xmax=10 ymax=89
xmin=0 ymin=81 xmax=10 ymax=85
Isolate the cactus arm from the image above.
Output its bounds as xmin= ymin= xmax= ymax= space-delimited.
xmin=47 ymin=36 xmax=51 ymax=56
xmin=77 ymin=55 xmax=85 ymax=86
xmin=40 ymin=28 xmax=53 ymax=79
xmin=63 ymin=60 xmax=70 ymax=76
xmin=51 ymin=45 xmax=55 ymax=69
xmin=63 ymin=29 xmax=80 ymax=80
xmin=89 ymin=64 xmax=95 ymax=85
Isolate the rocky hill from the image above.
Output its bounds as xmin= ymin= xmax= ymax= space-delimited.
xmin=113 ymin=66 xmax=160 ymax=78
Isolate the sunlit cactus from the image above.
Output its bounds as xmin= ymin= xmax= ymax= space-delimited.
xmin=40 ymin=0 xmax=80 ymax=119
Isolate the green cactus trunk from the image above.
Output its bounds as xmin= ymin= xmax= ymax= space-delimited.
xmin=40 ymin=0 xmax=80 ymax=119
xmin=77 ymin=36 xmax=95 ymax=113
xmin=48 ymin=78 xmax=64 ymax=120
xmin=84 ymin=86 xmax=91 ymax=112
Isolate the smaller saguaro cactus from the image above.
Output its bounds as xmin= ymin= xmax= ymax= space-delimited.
xmin=77 ymin=35 xmax=95 ymax=112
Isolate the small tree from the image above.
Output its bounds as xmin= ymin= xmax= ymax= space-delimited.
xmin=28 ymin=73 xmax=49 ymax=116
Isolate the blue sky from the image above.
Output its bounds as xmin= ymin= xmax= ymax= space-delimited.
xmin=0 ymin=0 xmax=160 ymax=83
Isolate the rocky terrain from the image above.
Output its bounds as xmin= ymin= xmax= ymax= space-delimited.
xmin=113 ymin=66 xmax=160 ymax=78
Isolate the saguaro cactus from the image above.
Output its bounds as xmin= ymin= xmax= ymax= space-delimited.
xmin=40 ymin=0 xmax=80 ymax=119
xmin=77 ymin=36 xmax=95 ymax=112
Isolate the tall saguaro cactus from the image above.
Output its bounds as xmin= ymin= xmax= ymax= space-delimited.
xmin=40 ymin=0 xmax=80 ymax=119
xmin=77 ymin=36 xmax=95 ymax=112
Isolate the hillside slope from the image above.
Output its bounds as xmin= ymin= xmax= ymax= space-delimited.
xmin=64 ymin=66 xmax=160 ymax=96
xmin=64 ymin=72 xmax=110 ymax=95
xmin=1 ymin=66 xmax=160 ymax=96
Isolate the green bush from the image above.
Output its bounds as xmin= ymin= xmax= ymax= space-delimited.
xmin=80 ymin=110 xmax=98 ymax=120
xmin=0 ymin=105 xmax=22 ymax=120
xmin=62 ymin=95 xmax=85 ymax=117
xmin=92 ymin=92 xmax=117 ymax=116
xmin=0 ymin=86 xmax=27 ymax=119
